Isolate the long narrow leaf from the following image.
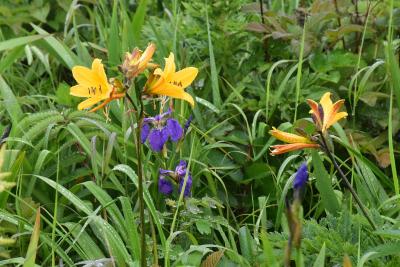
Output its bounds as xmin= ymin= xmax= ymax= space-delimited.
xmin=23 ymin=208 xmax=41 ymax=267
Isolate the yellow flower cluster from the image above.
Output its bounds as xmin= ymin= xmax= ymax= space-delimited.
xmin=69 ymin=43 xmax=198 ymax=111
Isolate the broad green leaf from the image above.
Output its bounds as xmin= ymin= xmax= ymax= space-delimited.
xmin=0 ymin=75 xmax=23 ymax=126
xmin=64 ymin=222 xmax=105 ymax=260
xmin=311 ymin=150 xmax=340 ymax=215
xmin=132 ymin=0 xmax=148 ymax=44
xmin=312 ymin=243 xmax=326 ymax=267
xmin=238 ymin=226 xmax=256 ymax=265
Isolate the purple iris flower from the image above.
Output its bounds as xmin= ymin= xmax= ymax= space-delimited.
xmin=293 ymin=163 xmax=308 ymax=190
xmin=158 ymin=160 xmax=192 ymax=197
xmin=141 ymin=109 xmax=183 ymax=152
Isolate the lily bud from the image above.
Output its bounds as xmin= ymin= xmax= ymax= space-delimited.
xmin=121 ymin=43 xmax=156 ymax=79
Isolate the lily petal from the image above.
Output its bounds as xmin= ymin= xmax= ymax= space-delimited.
xmin=70 ymin=85 xmax=92 ymax=97
xmin=138 ymin=43 xmax=156 ymax=70
xmin=77 ymin=97 xmax=103 ymax=110
xmin=151 ymin=83 xmax=194 ymax=106
xmin=163 ymin=53 xmax=176 ymax=79
xmin=327 ymin=111 xmax=348 ymax=129
xmin=269 ymin=127 xmax=313 ymax=144
xmin=91 ymin=58 xmax=108 ymax=87
xmin=306 ymin=99 xmax=323 ymax=129
xmin=169 ymin=67 xmax=198 ymax=89
xmin=324 ymin=99 xmax=347 ymax=130
xmin=72 ymin=66 xmax=96 ymax=86
xmin=270 ymin=143 xmax=320 ymax=155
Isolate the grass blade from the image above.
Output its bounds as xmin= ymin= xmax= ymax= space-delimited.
xmin=132 ymin=0 xmax=148 ymax=45
xmin=23 ymin=208 xmax=41 ymax=267
xmin=205 ymin=1 xmax=221 ymax=108
xmin=0 ymin=35 xmax=47 ymax=51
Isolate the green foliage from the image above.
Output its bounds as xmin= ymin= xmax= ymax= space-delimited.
xmin=0 ymin=0 xmax=399 ymax=266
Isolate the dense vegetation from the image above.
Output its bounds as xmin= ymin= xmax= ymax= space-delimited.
xmin=0 ymin=0 xmax=399 ymax=266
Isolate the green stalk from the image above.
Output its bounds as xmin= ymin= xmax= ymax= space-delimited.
xmin=388 ymin=89 xmax=398 ymax=195
xmin=126 ymin=93 xmax=146 ymax=267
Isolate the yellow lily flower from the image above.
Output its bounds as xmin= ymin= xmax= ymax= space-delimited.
xmin=307 ymin=92 xmax=348 ymax=133
xmin=70 ymin=59 xmax=125 ymax=112
xmin=269 ymin=127 xmax=319 ymax=155
xmin=144 ymin=53 xmax=198 ymax=106
xmin=121 ymin=43 xmax=156 ymax=79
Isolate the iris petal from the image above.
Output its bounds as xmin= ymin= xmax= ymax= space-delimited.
xmin=166 ymin=119 xmax=183 ymax=142
xmin=158 ymin=178 xmax=173 ymax=195
xmin=141 ymin=123 xmax=151 ymax=143
xmin=148 ymin=129 xmax=168 ymax=152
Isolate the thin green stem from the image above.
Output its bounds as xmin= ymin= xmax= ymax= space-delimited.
xmin=126 ymin=93 xmax=146 ymax=267
xmin=388 ymin=89 xmax=399 ymax=195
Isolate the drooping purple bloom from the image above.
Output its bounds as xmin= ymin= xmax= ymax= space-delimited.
xmin=141 ymin=109 xmax=184 ymax=152
xmin=293 ymin=163 xmax=308 ymax=190
xmin=158 ymin=177 xmax=173 ymax=195
xmin=179 ymin=174 xmax=192 ymax=197
xmin=157 ymin=160 xmax=193 ymax=197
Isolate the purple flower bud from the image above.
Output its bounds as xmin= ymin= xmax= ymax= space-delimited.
xmin=166 ymin=118 xmax=183 ymax=142
xmin=175 ymin=160 xmax=187 ymax=177
xmin=293 ymin=163 xmax=308 ymax=190
xmin=158 ymin=177 xmax=173 ymax=195
xmin=141 ymin=123 xmax=151 ymax=143
xmin=148 ymin=128 xmax=169 ymax=152
xmin=179 ymin=174 xmax=192 ymax=197
xmin=184 ymin=115 xmax=193 ymax=133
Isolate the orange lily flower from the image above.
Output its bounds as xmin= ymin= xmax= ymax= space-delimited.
xmin=269 ymin=127 xmax=319 ymax=155
xmin=144 ymin=53 xmax=198 ymax=106
xmin=70 ymin=59 xmax=125 ymax=112
xmin=121 ymin=43 xmax=156 ymax=79
xmin=307 ymin=92 xmax=348 ymax=133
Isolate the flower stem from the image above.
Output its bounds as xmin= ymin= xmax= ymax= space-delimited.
xmin=319 ymin=133 xmax=379 ymax=233
xmin=126 ymin=93 xmax=146 ymax=266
